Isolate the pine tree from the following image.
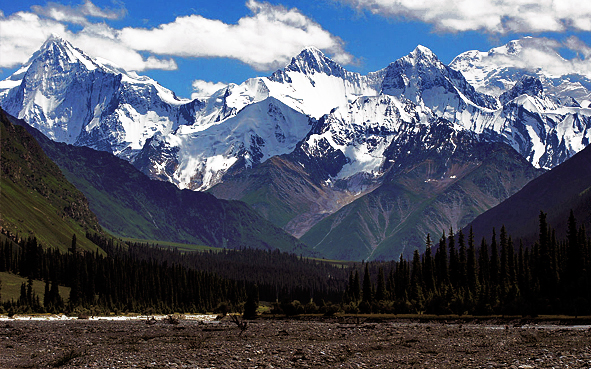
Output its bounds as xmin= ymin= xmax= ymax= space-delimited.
xmin=423 ymin=234 xmax=436 ymax=292
xmin=467 ymin=227 xmax=479 ymax=295
xmin=499 ymin=226 xmax=510 ymax=295
xmin=448 ymin=228 xmax=458 ymax=288
xmin=410 ymin=249 xmax=424 ymax=311
xmin=26 ymin=276 xmax=34 ymax=306
xmin=565 ymin=210 xmax=583 ymax=295
xmin=376 ymin=267 xmax=387 ymax=302
xmin=490 ymin=228 xmax=499 ymax=286
xmin=457 ymin=229 xmax=467 ymax=289
xmin=436 ymin=231 xmax=449 ymax=286
xmin=478 ymin=238 xmax=489 ymax=288
xmin=352 ymin=270 xmax=361 ymax=301
xmin=362 ymin=263 xmax=373 ymax=304
xmin=44 ymin=278 xmax=50 ymax=309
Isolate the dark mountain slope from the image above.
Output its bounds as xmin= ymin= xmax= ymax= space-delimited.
xmin=0 ymin=108 xmax=102 ymax=252
xmin=8 ymin=113 xmax=309 ymax=254
xmin=301 ymin=123 xmax=542 ymax=261
xmin=465 ymin=142 xmax=591 ymax=244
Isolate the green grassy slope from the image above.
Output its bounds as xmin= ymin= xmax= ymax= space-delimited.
xmin=0 ymin=109 xmax=102 ymax=252
xmin=9 ymin=113 xmax=309 ymax=254
xmin=0 ymin=271 xmax=70 ymax=304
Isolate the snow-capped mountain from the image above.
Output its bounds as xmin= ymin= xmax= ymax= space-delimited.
xmin=296 ymin=44 xmax=591 ymax=175
xmin=0 ymin=35 xmax=207 ymax=160
xmin=450 ymin=37 xmax=591 ymax=106
xmin=3 ymin=35 xmax=591 ymax=259
xmin=134 ymin=97 xmax=313 ymax=190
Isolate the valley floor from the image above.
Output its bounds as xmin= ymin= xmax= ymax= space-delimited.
xmin=1 ymin=316 xmax=590 ymax=368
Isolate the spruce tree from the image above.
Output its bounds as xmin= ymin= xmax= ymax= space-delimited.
xmin=448 ymin=228 xmax=458 ymax=288
xmin=352 ymin=270 xmax=361 ymax=301
xmin=499 ymin=226 xmax=510 ymax=295
xmin=376 ymin=267 xmax=387 ymax=302
xmin=44 ymin=278 xmax=50 ymax=309
xmin=423 ymin=234 xmax=436 ymax=292
xmin=478 ymin=238 xmax=489 ymax=288
xmin=467 ymin=228 xmax=479 ymax=295
xmin=436 ymin=231 xmax=449 ymax=286
xmin=565 ymin=210 xmax=583 ymax=295
xmin=490 ymin=228 xmax=499 ymax=286
xmin=410 ymin=249 xmax=424 ymax=311
xmin=362 ymin=263 xmax=373 ymax=304
xmin=457 ymin=229 xmax=467 ymax=289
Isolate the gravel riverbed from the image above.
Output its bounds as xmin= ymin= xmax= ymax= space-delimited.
xmin=1 ymin=316 xmax=591 ymax=368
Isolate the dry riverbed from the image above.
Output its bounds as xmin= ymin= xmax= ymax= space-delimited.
xmin=1 ymin=315 xmax=591 ymax=368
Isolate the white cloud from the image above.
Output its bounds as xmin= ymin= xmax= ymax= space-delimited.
xmin=31 ymin=0 xmax=126 ymax=25
xmin=476 ymin=37 xmax=591 ymax=78
xmin=0 ymin=12 xmax=67 ymax=68
xmin=0 ymin=11 xmax=176 ymax=71
xmin=340 ymin=0 xmax=591 ymax=34
xmin=68 ymin=24 xmax=177 ymax=71
xmin=191 ymin=80 xmax=228 ymax=100
xmin=0 ymin=0 xmax=353 ymax=73
xmin=118 ymin=0 xmax=353 ymax=70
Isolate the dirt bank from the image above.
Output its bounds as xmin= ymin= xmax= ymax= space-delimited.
xmin=1 ymin=317 xmax=591 ymax=368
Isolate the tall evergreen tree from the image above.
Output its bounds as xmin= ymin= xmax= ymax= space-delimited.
xmin=466 ymin=227 xmax=479 ymax=295
xmin=499 ymin=226 xmax=510 ymax=295
xmin=436 ymin=231 xmax=449 ymax=286
xmin=362 ymin=263 xmax=373 ymax=304
xmin=457 ymin=229 xmax=467 ymax=289
xmin=490 ymin=228 xmax=499 ymax=287
xmin=352 ymin=270 xmax=361 ymax=301
xmin=478 ymin=238 xmax=490 ymax=289
xmin=423 ymin=234 xmax=436 ymax=292
xmin=376 ymin=267 xmax=387 ymax=302
xmin=448 ymin=228 xmax=458 ymax=288
xmin=410 ymin=249 xmax=424 ymax=310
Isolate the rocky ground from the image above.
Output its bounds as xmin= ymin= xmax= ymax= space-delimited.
xmin=1 ymin=316 xmax=591 ymax=368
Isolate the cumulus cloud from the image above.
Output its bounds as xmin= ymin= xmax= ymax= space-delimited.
xmin=0 ymin=10 xmax=175 ymax=71
xmin=0 ymin=0 xmax=353 ymax=73
xmin=0 ymin=12 xmax=68 ymax=68
xmin=473 ymin=37 xmax=591 ymax=78
xmin=191 ymin=80 xmax=229 ymax=100
xmin=118 ymin=0 xmax=353 ymax=70
xmin=340 ymin=0 xmax=591 ymax=34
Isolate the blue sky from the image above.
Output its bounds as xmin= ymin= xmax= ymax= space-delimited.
xmin=2 ymin=0 xmax=591 ymax=98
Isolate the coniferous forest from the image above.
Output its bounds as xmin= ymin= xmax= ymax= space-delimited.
xmin=342 ymin=211 xmax=591 ymax=317
xmin=0 ymin=210 xmax=590 ymax=317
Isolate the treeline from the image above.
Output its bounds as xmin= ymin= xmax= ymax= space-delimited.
xmin=0 ymin=233 xmax=245 ymax=314
xmin=2 ymin=210 xmax=589 ymax=317
xmin=88 ymin=233 xmax=349 ymax=304
xmin=344 ymin=211 xmax=591 ymax=316
xmin=0 ymin=231 xmax=349 ymax=314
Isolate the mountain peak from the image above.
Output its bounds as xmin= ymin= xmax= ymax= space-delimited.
xmin=31 ymin=34 xmax=99 ymax=71
xmin=499 ymin=75 xmax=545 ymax=104
xmin=408 ymin=45 xmax=439 ymax=64
xmin=283 ymin=46 xmax=345 ymax=77
xmin=45 ymin=33 xmax=67 ymax=44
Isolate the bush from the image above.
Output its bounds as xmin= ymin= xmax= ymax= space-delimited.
xmin=281 ymin=300 xmax=304 ymax=316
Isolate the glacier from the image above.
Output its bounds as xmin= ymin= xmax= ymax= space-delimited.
xmin=2 ymin=35 xmax=591 ymax=193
